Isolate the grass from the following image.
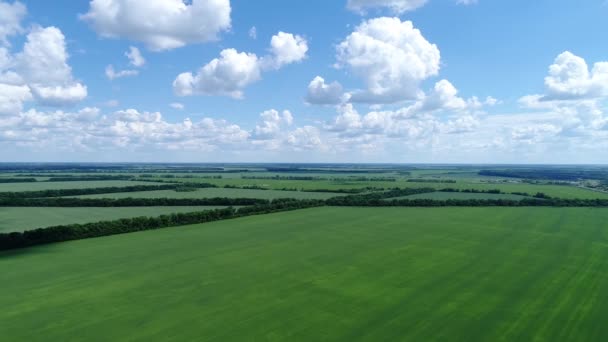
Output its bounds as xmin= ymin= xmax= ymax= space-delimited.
xmin=0 ymin=206 xmax=231 ymax=233
xmin=68 ymin=187 xmax=344 ymax=200
xmin=2 ymin=207 xmax=608 ymax=341
xmin=170 ymin=177 xmax=608 ymax=199
xmin=386 ymin=191 xmax=531 ymax=201
xmin=0 ymin=180 xmax=154 ymax=192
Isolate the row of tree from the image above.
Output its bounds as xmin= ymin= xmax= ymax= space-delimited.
xmin=0 ymin=199 xmax=324 ymax=250
xmin=0 ymin=183 xmax=218 ymax=199
xmin=0 ymin=178 xmax=37 ymax=183
xmin=0 ymin=197 xmax=268 ymax=207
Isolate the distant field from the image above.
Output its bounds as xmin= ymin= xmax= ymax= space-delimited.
xmin=171 ymin=177 xmax=608 ymax=199
xmin=68 ymin=187 xmax=344 ymax=200
xmin=0 ymin=180 xmax=154 ymax=192
xmin=0 ymin=206 xmax=231 ymax=233
xmin=3 ymin=207 xmax=608 ymax=341
xmin=386 ymin=191 xmax=531 ymax=201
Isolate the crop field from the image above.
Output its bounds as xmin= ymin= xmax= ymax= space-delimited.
xmin=166 ymin=177 xmax=608 ymax=199
xmin=0 ymin=206 xmax=231 ymax=233
xmin=68 ymin=187 xmax=344 ymax=200
xmin=2 ymin=207 xmax=608 ymax=341
xmin=386 ymin=191 xmax=531 ymax=201
xmin=0 ymin=180 xmax=154 ymax=192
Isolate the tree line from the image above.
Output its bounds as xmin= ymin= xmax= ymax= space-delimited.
xmin=0 ymin=197 xmax=268 ymax=207
xmin=0 ymin=199 xmax=324 ymax=250
xmin=0 ymin=183 xmax=217 ymax=199
xmin=0 ymin=178 xmax=37 ymax=183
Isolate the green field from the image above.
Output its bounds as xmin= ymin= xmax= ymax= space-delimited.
xmin=0 ymin=180 xmax=154 ymax=192
xmin=3 ymin=207 xmax=608 ymax=341
xmin=69 ymin=187 xmax=344 ymax=200
xmin=387 ymin=191 xmax=531 ymax=201
xmin=170 ymin=177 xmax=608 ymax=199
xmin=0 ymin=206 xmax=230 ymax=233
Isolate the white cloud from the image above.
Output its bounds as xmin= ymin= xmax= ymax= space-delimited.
xmin=249 ymin=26 xmax=257 ymax=40
xmin=105 ymin=65 xmax=139 ymax=80
xmin=336 ymin=17 xmax=440 ymax=103
xmin=0 ymin=83 xmax=31 ymax=115
xmin=346 ymin=0 xmax=428 ymax=14
xmin=174 ymin=31 xmax=308 ymax=98
xmin=305 ymin=76 xmax=345 ymax=105
xmin=0 ymin=0 xmax=26 ymax=45
xmin=125 ymin=46 xmax=145 ymax=67
xmin=268 ymin=32 xmax=308 ymax=69
xmin=0 ymin=26 xmax=87 ymax=107
xmin=542 ymin=51 xmax=608 ymax=100
xmin=254 ymin=109 xmax=293 ymax=139
xmin=81 ymin=0 xmax=232 ymax=51
xmin=30 ymin=83 xmax=87 ymax=106
xmin=286 ymin=126 xmax=322 ymax=150
xmin=173 ymin=48 xmax=261 ymax=98
xmin=170 ymin=102 xmax=184 ymax=110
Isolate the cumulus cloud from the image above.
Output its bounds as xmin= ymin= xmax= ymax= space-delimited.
xmin=305 ymin=76 xmax=345 ymax=105
xmin=267 ymin=32 xmax=308 ymax=69
xmin=30 ymin=83 xmax=87 ymax=106
xmin=518 ymin=52 xmax=608 ymax=136
xmin=174 ymin=31 xmax=308 ymax=98
xmin=0 ymin=25 xmax=87 ymax=107
xmin=336 ymin=17 xmax=440 ymax=104
xmin=346 ymin=0 xmax=428 ymax=14
xmin=81 ymin=0 xmax=232 ymax=51
xmin=254 ymin=109 xmax=293 ymax=139
xmin=125 ymin=46 xmax=145 ymax=67
xmin=105 ymin=65 xmax=138 ymax=80
xmin=0 ymin=0 xmax=26 ymax=45
xmin=542 ymin=51 xmax=608 ymax=100
xmin=0 ymin=83 xmax=31 ymax=115
xmin=173 ymin=49 xmax=261 ymax=98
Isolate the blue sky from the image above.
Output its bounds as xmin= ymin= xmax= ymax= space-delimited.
xmin=1 ymin=0 xmax=608 ymax=163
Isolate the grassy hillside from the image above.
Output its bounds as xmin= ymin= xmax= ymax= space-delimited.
xmin=2 ymin=207 xmax=608 ymax=341
xmin=0 ymin=206 xmax=230 ymax=233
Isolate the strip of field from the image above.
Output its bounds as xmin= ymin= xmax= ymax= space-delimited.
xmin=2 ymin=207 xmax=608 ymax=341
xmin=171 ymin=177 xmax=608 ymax=199
xmin=0 ymin=180 xmax=154 ymax=192
xmin=386 ymin=191 xmax=531 ymax=201
xmin=0 ymin=206 xmax=230 ymax=233
xmin=68 ymin=187 xmax=344 ymax=200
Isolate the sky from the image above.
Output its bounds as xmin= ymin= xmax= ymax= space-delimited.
xmin=1 ymin=0 xmax=608 ymax=163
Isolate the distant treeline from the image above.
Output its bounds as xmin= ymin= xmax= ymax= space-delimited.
xmin=265 ymin=167 xmax=397 ymax=174
xmin=0 ymin=199 xmax=324 ymax=251
xmin=0 ymin=178 xmax=37 ymax=183
xmin=241 ymin=175 xmax=397 ymax=182
xmin=406 ymin=179 xmax=457 ymax=183
xmin=479 ymin=169 xmax=608 ymax=181
xmin=46 ymin=175 xmax=135 ymax=182
xmin=0 ymin=197 xmax=267 ymax=207
xmin=0 ymin=183 xmax=217 ymax=199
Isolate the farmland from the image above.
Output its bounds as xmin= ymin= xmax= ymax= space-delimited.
xmin=0 ymin=206 xmax=231 ymax=233
xmin=2 ymin=207 xmax=608 ymax=341
xmin=2 ymin=163 xmax=608 ymax=341
xmin=0 ymin=180 xmax=154 ymax=192
xmin=68 ymin=187 xmax=345 ymax=200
